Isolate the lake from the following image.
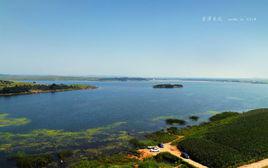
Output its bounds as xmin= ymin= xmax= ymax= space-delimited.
xmin=1 ymin=80 xmax=268 ymax=133
xmin=1 ymin=80 xmax=268 ymax=165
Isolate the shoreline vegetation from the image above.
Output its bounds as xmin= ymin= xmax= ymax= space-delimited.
xmin=0 ymin=80 xmax=97 ymax=96
xmin=5 ymin=108 xmax=268 ymax=168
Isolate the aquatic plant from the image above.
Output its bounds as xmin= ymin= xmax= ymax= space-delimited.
xmin=151 ymin=115 xmax=176 ymax=122
xmin=0 ymin=122 xmax=126 ymax=153
xmin=0 ymin=113 xmax=30 ymax=127
xmin=111 ymin=131 xmax=133 ymax=141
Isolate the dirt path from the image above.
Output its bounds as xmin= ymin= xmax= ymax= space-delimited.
xmin=137 ymin=140 xmax=207 ymax=168
xmin=238 ymin=158 xmax=268 ymax=168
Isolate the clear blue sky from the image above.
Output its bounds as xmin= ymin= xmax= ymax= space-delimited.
xmin=0 ymin=0 xmax=267 ymax=78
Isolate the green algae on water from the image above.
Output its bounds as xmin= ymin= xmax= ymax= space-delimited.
xmin=0 ymin=113 xmax=30 ymax=127
xmin=0 ymin=122 xmax=127 ymax=153
xmin=151 ymin=115 xmax=177 ymax=122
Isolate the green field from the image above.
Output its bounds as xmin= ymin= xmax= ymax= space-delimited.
xmin=177 ymin=108 xmax=268 ymax=168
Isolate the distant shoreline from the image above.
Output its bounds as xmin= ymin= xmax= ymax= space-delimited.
xmin=0 ymin=74 xmax=267 ymax=84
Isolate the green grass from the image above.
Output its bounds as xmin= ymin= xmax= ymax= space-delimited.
xmin=177 ymin=108 xmax=268 ymax=168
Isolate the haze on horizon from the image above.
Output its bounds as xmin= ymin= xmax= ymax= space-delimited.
xmin=0 ymin=0 xmax=268 ymax=78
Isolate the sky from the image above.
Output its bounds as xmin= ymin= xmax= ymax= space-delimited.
xmin=0 ymin=0 xmax=268 ymax=78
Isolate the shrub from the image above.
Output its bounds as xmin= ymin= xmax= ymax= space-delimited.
xmin=58 ymin=150 xmax=73 ymax=159
xmin=166 ymin=127 xmax=180 ymax=134
xmin=138 ymin=159 xmax=173 ymax=168
xmin=14 ymin=153 xmax=53 ymax=168
xmin=154 ymin=152 xmax=179 ymax=164
xmin=146 ymin=130 xmax=178 ymax=143
xmin=129 ymin=138 xmax=142 ymax=148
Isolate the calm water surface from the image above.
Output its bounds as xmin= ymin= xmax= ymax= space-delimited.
xmin=1 ymin=81 xmax=268 ymax=134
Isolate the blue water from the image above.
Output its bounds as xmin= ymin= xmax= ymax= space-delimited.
xmin=1 ymin=81 xmax=268 ymax=134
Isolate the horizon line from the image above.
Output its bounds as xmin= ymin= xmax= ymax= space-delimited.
xmin=0 ymin=73 xmax=266 ymax=80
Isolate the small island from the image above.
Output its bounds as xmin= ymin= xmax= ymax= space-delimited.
xmin=153 ymin=84 xmax=183 ymax=89
xmin=166 ymin=118 xmax=186 ymax=125
xmin=189 ymin=115 xmax=199 ymax=121
xmin=0 ymin=80 xmax=97 ymax=96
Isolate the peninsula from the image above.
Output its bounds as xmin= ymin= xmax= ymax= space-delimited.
xmin=0 ymin=80 xmax=97 ymax=96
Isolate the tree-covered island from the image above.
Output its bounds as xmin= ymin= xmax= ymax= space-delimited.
xmin=153 ymin=84 xmax=183 ymax=88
